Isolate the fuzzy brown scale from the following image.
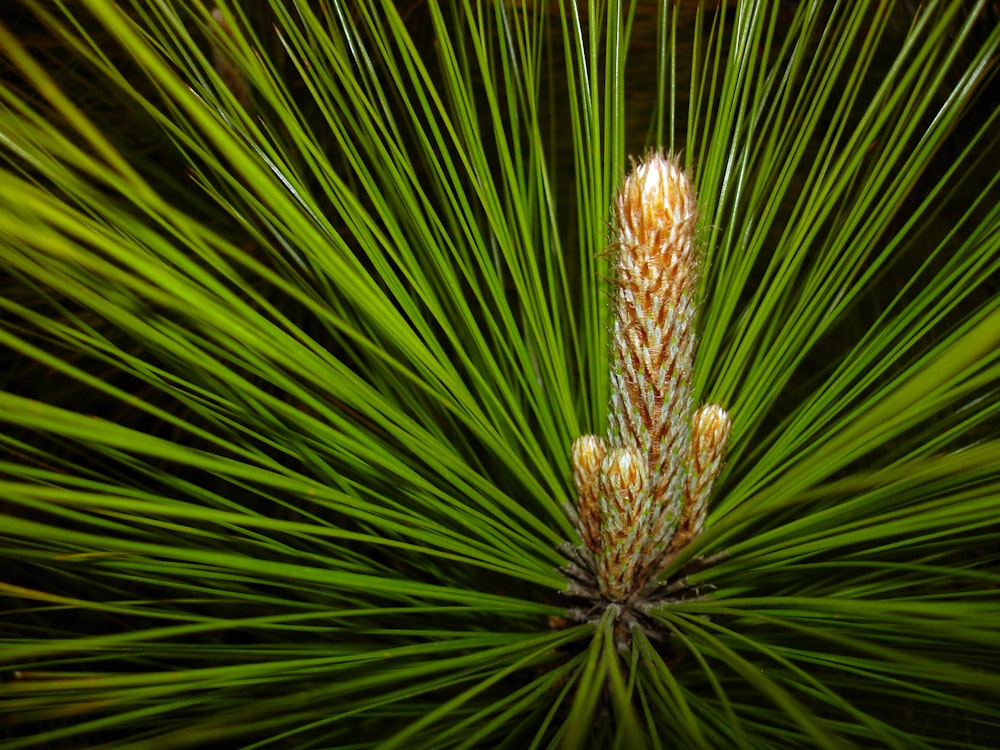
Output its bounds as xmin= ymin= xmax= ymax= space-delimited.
xmin=561 ymin=151 xmax=732 ymax=648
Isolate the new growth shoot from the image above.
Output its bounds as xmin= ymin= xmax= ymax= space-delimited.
xmin=563 ymin=152 xmax=730 ymax=640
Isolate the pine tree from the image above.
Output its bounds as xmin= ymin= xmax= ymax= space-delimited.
xmin=2 ymin=2 xmax=999 ymax=747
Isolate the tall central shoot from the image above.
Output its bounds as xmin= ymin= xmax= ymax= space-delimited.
xmin=567 ymin=152 xmax=731 ymax=609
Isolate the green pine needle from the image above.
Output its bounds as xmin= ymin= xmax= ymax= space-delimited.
xmin=2 ymin=0 xmax=999 ymax=747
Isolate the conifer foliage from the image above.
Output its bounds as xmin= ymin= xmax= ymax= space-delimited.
xmin=1 ymin=2 xmax=999 ymax=747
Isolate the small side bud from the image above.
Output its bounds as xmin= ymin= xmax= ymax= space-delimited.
xmin=572 ymin=435 xmax=606 ymax=552
xmin=668 ymin=404 xmax=731 ymax=554
xmin=598 ymin=447 xmax=649 ymax=600
xmin=687 ymin=404 xmax=731 ymax=504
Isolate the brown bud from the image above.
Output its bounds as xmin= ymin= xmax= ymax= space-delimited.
xmin=668 ymin=404 xmax=731 ymax=555
xmin=567 ymin=152 xmax=729 ymax=603
xmin=571 ymin=435 xmax=606 ymax=552
xmin=597 ymin=447 xmax=649 ymax=600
